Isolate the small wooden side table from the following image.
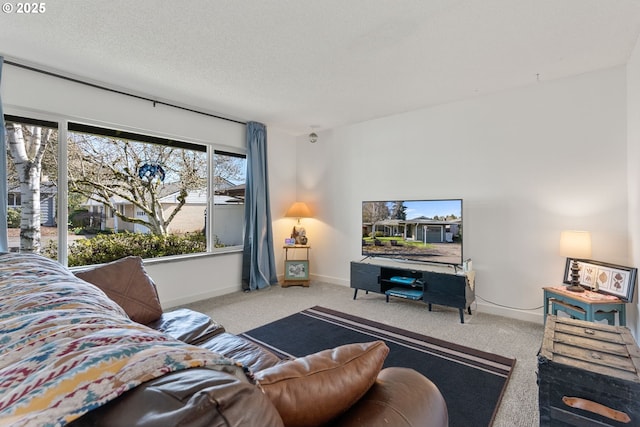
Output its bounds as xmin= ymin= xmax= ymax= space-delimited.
xmin=543 ymin=286 xmax=626 ymax=326
xmin=282 ymin=245 xmax=310 ymax=287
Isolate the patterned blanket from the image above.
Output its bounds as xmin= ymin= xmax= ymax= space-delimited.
xmin=0 ymin=253 xmax=241 ymax=427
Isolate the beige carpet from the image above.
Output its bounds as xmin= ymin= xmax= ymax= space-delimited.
xmin=182 ymin=281 xmax=543 ymax=427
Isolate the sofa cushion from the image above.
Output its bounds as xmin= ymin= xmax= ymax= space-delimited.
xmin=146 ymin=308 xmax=226 ymax=345
xmin=75 ymin=256 xmax=163 ymax=324
xmin=253 ymin=340 xmax=389 ymax=427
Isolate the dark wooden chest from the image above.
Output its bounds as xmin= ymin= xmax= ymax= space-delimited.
xmin=538 ymin=315 xmax=640 ymax=426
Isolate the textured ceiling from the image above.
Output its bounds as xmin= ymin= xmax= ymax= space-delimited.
xmin=1 ymin=0 xmax=640 ymax=135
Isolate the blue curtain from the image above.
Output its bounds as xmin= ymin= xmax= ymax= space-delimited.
xmin=0 ymin=57 xmax=8 ymax=253
xmin=242 ymin=121 xmax=277 ymax=291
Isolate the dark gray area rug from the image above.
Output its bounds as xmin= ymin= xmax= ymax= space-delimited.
xmin=241 ymin=305 xmax=516 ymax=427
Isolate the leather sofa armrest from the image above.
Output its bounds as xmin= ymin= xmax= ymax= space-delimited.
xmin=199 ymin=332 xmax=284 ymax=373
xmin=332 ymin=367 xmax=448 ymax=427
xmin=146 ymin=308 xmax=225 ymax=345
xmin=68 ymin=368 xmax=284 ymax=427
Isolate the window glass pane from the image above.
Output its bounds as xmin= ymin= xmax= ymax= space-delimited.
xmin=4 ymin=117 xmax=244 ymax=266
xmin=66 ymin=128 xmax=208 ymax=266
xmin=4 ymin=118 xmax=59 ymax=256
xmin=212 ymin=151 xmax=246 ymax=247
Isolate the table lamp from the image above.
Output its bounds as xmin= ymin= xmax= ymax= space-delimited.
xmin=285 ymin=202 xmax=312 ymax=245
xmin=559 ymin=230 xmax=592 ymax=292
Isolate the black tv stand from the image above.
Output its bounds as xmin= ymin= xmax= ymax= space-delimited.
xmin=350 ymin=259 xmax=475 ymax=323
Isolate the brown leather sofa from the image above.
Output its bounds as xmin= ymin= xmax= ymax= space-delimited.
xmin=1 ymin=253 xmax=446 ymax=427
xmin=70 ymin=308 xmax=449 ymax=427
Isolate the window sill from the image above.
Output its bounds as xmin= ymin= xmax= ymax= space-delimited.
xmin=69 ymin=247 xmax=243 ymax=271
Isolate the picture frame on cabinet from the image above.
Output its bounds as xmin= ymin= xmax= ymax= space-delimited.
xmin=563 ymin=258 xmax=637 ymax=302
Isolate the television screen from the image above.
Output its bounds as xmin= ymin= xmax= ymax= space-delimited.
xmin=362 ymin=199 xmax=463 ymax=266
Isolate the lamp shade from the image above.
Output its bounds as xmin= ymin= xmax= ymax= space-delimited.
xmin=285 ymin=202 xmax=312 ymax=218
xmin=559 ymin=231 xmax=592 ymax=259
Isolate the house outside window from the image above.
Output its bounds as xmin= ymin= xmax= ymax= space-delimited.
xmin=5 ymin=116 xmax=246 ymax=266
xmin=212 ymin=151 xmax=246 ymax=247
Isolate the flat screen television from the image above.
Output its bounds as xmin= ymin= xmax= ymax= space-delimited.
xmin=362 ymin=199 xmax=463 ymax=266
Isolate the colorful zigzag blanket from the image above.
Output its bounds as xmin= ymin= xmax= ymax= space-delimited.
xmin=0 ymin=253 xmax=241 ymax=427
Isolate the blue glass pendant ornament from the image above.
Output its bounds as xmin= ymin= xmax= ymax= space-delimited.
xmin=138 ymin=163 xmax=166 ymax=182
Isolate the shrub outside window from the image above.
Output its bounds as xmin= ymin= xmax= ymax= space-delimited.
xmin=4 ymin=117 xmax=246 ymax=266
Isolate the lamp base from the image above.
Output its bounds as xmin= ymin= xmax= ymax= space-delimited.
xmin=566 ymin=260 xmax=585 ymax=292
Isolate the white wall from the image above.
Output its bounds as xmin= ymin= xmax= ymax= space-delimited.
xmin=3 ymin=61 xmax=635 ymax=324
xmin=293 ymin=67 xmax=629 ymax=323
xmin=2 ymin=63 xmax=295 ymax=307
xmin=627 ymin=35 xmax=640 ymax=338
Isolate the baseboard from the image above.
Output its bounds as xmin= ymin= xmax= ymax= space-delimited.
xmin=309 ymin=273 xmax=349 ymax=287
xmin=475 ymin=301 xmax=544 ymax=324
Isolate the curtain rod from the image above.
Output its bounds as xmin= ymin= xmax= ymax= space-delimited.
xmin=4 ymin=59 xmax=247 ymax=126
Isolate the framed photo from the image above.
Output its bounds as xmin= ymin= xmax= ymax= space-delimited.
xmin=564 ymin=258 xmax=637 ymax=302
xmin=285 ymin=260 xmax=309 ymax=281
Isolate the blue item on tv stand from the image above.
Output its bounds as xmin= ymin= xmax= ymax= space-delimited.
xmin=389 ymin=276 xmax=417 ymax=286
xmin=385 ymin=287 xmax=424 ymax=300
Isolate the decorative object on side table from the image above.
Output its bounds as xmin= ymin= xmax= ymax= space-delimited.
xmin=562 ymin=259 xmax=637 ymax=302
xmin=285 ymin=201 xmax=312 ymax=245
xmin=559 ymin=230 xmax=592 ymax=292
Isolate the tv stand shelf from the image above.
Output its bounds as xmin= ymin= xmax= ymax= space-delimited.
xmin=350 ymin=259 xmax=475 ymax=323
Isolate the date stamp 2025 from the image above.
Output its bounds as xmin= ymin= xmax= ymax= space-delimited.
xmin=2 ymin=2 xmax=46 ymax=14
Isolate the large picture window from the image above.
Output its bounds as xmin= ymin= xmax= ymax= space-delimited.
xmin=4 ymin=116 xmax=246 ymax=267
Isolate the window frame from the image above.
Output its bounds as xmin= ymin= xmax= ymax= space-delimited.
xmin=8 ymin=193 xmax=21 ymax=207
xmin=4 ymin=110 xmax=246 ymax=266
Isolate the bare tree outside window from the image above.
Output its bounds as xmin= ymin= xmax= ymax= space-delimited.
xmin=4 ymin=117 xmax=246 ymax=266
xmin=67 ymin=131 xmax=208 ymax=236
xmin=5 ymin=119 xmax=58 ymax=253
